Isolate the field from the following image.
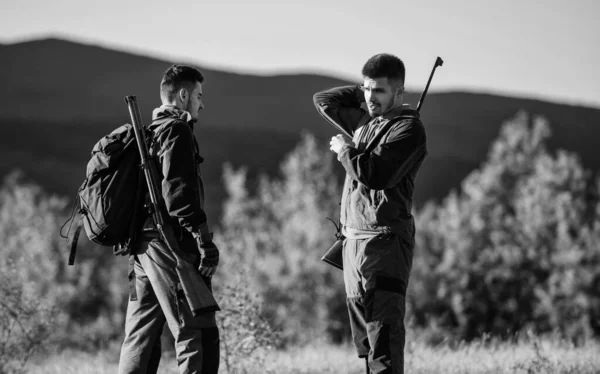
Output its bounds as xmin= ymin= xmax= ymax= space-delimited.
xmin=28 ymin=337 xmax=600 ymax=374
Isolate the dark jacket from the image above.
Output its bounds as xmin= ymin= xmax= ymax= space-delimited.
xmin=142 ymin=105 xmax=210 ymax=244
xmin=313 ymin=85 xmax=427 ymax=245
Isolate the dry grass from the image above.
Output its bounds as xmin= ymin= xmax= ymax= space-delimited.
xmin=27 ymin=337 xmax=600 ymax=374
xmin=402 ymin=338 xmax=600 ymax=374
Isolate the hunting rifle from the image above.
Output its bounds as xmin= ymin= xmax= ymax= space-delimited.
xmin=125 ymin=96 xmax=220 ymax=315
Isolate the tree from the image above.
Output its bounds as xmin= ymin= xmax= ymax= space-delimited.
xmin=0 ymin=171 xmax=61 ymax=372
xmin=411 ymin=112 xmax=600 ymax=343
xmin=218 ymin=133 xmax=348 ymax=343
xmin=0 ymin=171 xmax=129 ymax=351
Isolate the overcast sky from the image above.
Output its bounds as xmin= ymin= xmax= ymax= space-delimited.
xmin=2 ymin=0 xmax=599 ymax=107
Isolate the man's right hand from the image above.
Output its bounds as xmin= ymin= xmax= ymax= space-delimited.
xmin=330 ymin=134 xmax=353 ymax=154
xmin=196 ymin=235 xmax=219 ymax=277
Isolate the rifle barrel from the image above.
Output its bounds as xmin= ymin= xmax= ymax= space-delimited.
xmin=124 ymin=96 xmax=164 ymax=228
xmin=416 ymin=57 xmax=444 ymax=113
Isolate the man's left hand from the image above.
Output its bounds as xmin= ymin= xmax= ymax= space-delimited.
xmin=195 ymin=236 xmax=219 ymax=277
xmin=330 ymin=134 xmax=353 ymax=154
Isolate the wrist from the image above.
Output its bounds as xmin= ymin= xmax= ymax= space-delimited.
xmin=195 ymin=232 xmax=214 ymax=244
xmin=192 ymin=223 xmax=211 ymax=239
xmin=337 ymin=145 xmax=351 ymax=160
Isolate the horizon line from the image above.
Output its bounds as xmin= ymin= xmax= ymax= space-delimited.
xmin=2 ymin=32 xmax=600 ymax=111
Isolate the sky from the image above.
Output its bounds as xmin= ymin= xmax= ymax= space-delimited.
xmin=1 ymin=0 xmax=599 ymax=108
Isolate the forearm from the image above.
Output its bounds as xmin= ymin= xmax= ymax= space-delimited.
xmin=313 ymin=85 xmax=366 ymax=136
xmin=161 ymin=176 xmax=209 ymax=234
xmin=337 ymin=147 xmax=391 ymax=190
xmin=337 ymin=135 xmax=426 ymax=190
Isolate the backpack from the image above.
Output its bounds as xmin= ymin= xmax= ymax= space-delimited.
xmin=62 ymin=123 xmax=147 ymax=264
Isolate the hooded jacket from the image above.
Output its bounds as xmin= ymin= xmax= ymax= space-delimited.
xmin=313 ymin=85 xmax=427 ymax=245
xmin=141 ymin=105 xmax=210 ymax=242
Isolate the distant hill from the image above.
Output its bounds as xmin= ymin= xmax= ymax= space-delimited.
xmin=2 ymin=37 xmax=600 ymax=223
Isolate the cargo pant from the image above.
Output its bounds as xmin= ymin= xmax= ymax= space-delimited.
xmin=344 ymin=234 xmax=413 ymax=374
xmin=118 ymin=238 xmax=220 ymax=374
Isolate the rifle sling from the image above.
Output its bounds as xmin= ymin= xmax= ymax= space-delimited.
xmin=67 ymin=217 xmax=83 ymax=266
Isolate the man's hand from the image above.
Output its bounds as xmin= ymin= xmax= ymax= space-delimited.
xmin=330 ymin=134 xmax=353 ymax=154
xmin=195 ymin=235 xmax=219 ymax=277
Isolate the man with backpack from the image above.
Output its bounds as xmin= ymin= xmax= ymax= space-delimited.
xmin=118 ymin=65 xmax=220 ymax=374
xmin=313 ymin=54 xmax=427 ymax=374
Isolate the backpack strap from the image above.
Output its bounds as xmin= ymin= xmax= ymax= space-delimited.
xmin=67 ymin=216 xmax=83 ymax=265
xmin=61 ymin=195 xmax=84 ymax=266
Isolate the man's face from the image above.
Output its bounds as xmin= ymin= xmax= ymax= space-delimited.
xmin=184 ymin=81 xmax=204 ymax=122
xmin=362 ymin=76 xmax=403 ymax=117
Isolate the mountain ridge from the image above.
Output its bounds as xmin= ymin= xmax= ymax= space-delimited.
xmin=2 ymin=37 xmax=600 ymax=223
xmin=6 ymin=36 xmax=599 ymax=110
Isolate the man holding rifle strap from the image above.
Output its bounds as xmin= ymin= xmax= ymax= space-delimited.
xmin=118 ymin=65 xmax=220 ymax=374
xmin=314 ymin=54 xmax=427 ymax=373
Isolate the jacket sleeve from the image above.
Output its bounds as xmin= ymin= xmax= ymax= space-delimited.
xmin=156 ymin=120 xmax=208 ymax=234
xmin=337 ymin=119 xmax=427 ymax=190
xmin=313 ymin=85 xmax=367 ymax=136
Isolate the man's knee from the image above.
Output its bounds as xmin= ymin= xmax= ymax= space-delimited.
xmin=363 ymin=277 xmax=407 ymax=373
xmin=364 ymin=275 xmax=407 ymax=324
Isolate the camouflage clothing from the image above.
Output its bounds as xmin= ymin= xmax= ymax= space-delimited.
xmin=314 ymin=85 xmax=427 ymax=373
xmin=119 ymin=238 xmax=219 ymax=374
xmin=118 ymin=106 xmax=219 ymax=374
xmin=142 ymin=105 xmax=211 ymax=241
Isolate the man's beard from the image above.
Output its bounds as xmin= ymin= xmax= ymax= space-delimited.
xmin=381 ymin=97 xmax=397 ymax=115
xmin=369 ymin=98 xmax=395 ymax=117
xmin=185 ymin=103 xmax=199 ymax=123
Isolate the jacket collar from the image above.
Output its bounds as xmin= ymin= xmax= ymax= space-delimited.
xmin=151 ymin=105 xmax=194 ymax=126
xmin=375 ymin=104 xmax=420 ymax=122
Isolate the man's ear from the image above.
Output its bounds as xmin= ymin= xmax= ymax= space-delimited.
xmin=396 ymin=85 xmax=405 ymax=97
xmin=178 ymin=88 xmax=188 ymax=103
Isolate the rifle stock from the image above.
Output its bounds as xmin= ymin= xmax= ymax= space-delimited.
xmin=124 ymin=96 xmax=220 ymax=315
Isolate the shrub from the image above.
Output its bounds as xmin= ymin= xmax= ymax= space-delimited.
xmin=217 ymin=133 xmax=348 ymax=344
xmin=0 ymin=171 xmax=128 ymax=351
xmin=410 ymin=113 xmax=600 ymax=342
xmin=217 ymin=269 xmax=281 ymax=374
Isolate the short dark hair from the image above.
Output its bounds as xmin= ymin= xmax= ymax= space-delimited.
xmin=160 ymin=64 xmax=204 ymax=101
xmin=361 ymin=54 xmax=405 ymax=84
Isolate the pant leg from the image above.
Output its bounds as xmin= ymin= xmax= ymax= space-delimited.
xmin=345 ymin=235 xmax=413 ymax=374
xmin=344 ymin=238 xmax=370 ymax=358
xmin=362 ymin=235 xmax=413 ymax=374
xmin=147 ymin=335 xmax=162 ymax=374
xmin=137 ymin=239 xmax=220 ymax=374
xmin=118 ymin=254 xmax=166 ymax=374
